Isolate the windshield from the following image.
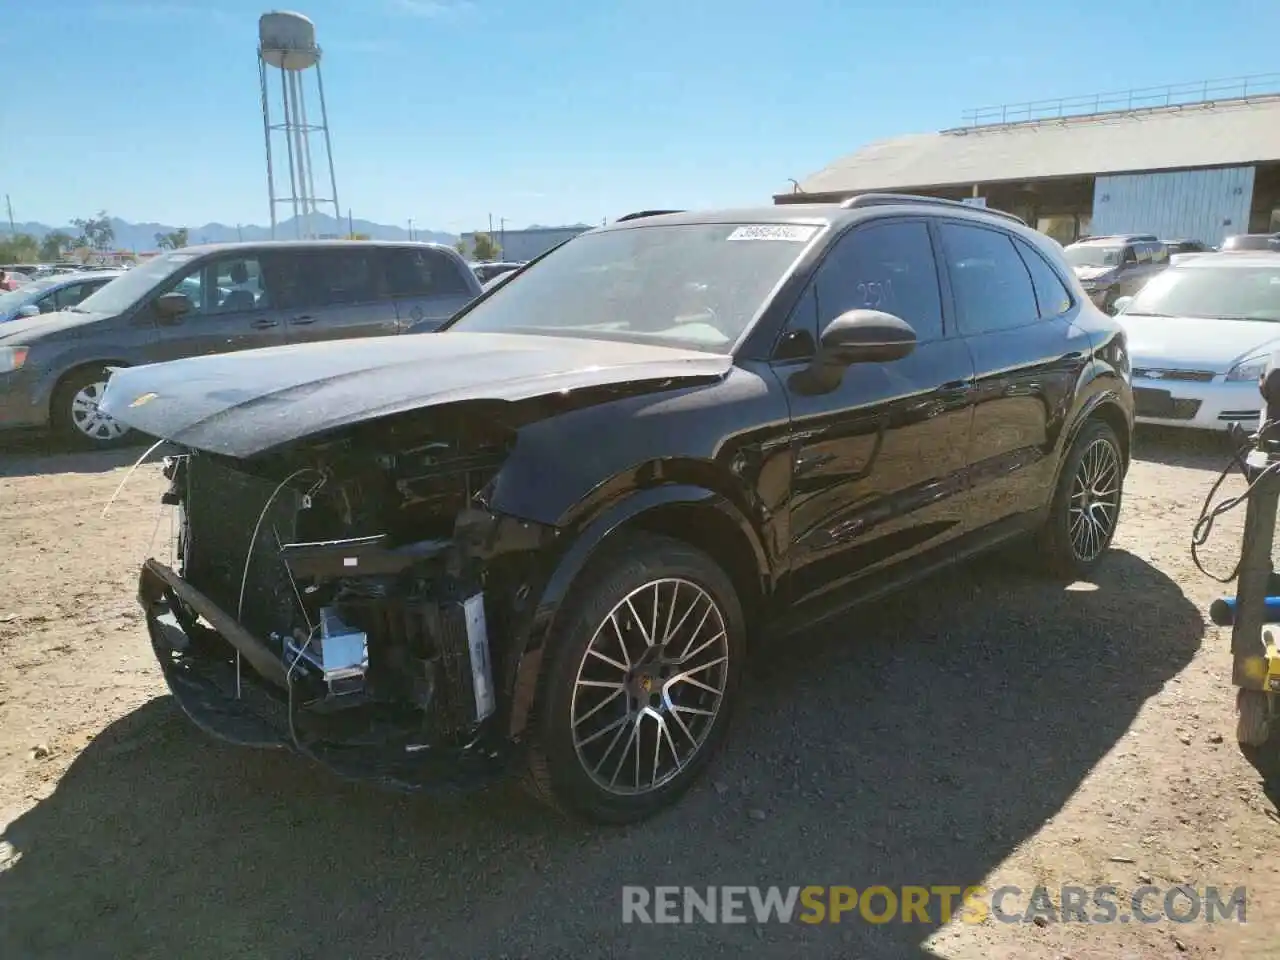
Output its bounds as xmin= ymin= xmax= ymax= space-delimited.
xmin=446 ymin=222 xmax=820 ymax=351
xmin=0 ymin=278 xmax=58 ymax=313
xmin=74 ymin=251 xmax=199 ymax=314
xmin=1125 ymin=264 xmax=1280 ymax=321
xmin=1064 ymin=245 xmax=1123 ymax=268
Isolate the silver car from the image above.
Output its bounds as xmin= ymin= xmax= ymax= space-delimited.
xmin=0 ymin=271 xmax=123 ymax=324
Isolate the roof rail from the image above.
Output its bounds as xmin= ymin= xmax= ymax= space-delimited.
xmin=840 ymin=193 xmax=1027 ymax=226
xmin=615 ymin=209 xmax=685 ymax=222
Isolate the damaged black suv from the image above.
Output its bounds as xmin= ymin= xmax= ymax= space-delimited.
xmin=102 ymin=196 xmax=1134 ymax=823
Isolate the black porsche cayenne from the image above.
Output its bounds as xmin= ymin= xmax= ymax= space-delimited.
xmin=101 ymin=194 xmax=1133 ymax=823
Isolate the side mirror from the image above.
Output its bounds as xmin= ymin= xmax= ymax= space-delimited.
xmin=154 ymin=291 xmax=192 ymax=321
xmin=17 ymin=304 xmax=40 ymax=319
xmin=1111 ymin=296 xmax=1134 ymax=315
xmin=819 ymin=309 xmax=917 ymax=365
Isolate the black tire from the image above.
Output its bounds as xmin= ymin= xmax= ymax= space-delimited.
xmin=1037 ymin=418 xmax=1125 ymax=577
xmin=51 ymin=364 xmax=135 ymax=449
xmin=525 ymin=533 xmax=745 ymax=824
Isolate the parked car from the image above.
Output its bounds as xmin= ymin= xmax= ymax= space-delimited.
xmin=99 ymin=195 xmax=1133 ymax=823
xmin=471 ymin=260 xmax=525 ymax=284
xmin=1165 ymin=239 xmax=1212 ymax=257
xmin=1063 ymin=235 xmax=1168 ymax=312
xmin=0 ymin=271 xmax=123 ymax=323
xmin=0 ymin=240 xmax=482 ymax=448
xmin=1115 ymin=251 xmax=1280 ymax=431
xmin=481 ymin=269 xmax=519 ymax=293
xmin=1220 ymin=233 xmax=1280 ymax=253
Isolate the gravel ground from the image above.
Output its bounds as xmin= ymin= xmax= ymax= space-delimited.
xmin=1 ymin=428 xmax=1278 ymax=959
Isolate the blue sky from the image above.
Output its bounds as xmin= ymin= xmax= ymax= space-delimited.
xmin=3 ymin=0 xmax=1279 ymax=233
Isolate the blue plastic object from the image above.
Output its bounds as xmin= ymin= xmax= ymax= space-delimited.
xmin=1208 ymin=595 xmax=1280 ymax=626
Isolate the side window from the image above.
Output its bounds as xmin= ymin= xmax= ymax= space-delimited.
xmin=1013 ymin=237 xmax=1073 ymax=319
xmin=1151 ymin=243 xmax=1169 ymax=264
xmin=1121 ymin=245 xmax=1138 ymax=265
xmin=301 ymin=251 xmax=377 ymax=307
xmin=939 ymin=222 xmax=1039 ymax=334
xmin=772 ymin=286 xmax=818 ymax=361
xmin=1135 ymin=243 xmax=1153 ymax=265
xmin=384 ymin=248 xmax=473 ymax=298
xmin=812 ymin=220 xmax=944 ymax=341
xmin=182 ymin=256 xmax=270 ymax=316
xmin=35 ymin=291 xmax=61 ymax=313
xmin=51 ymin=283 xmax=84 ymax=309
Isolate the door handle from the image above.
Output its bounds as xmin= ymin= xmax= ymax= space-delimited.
xmin=251 ymin=318 xmax=280 ymax=329
xmin=289 ymin=314 xmax=316 ymax=325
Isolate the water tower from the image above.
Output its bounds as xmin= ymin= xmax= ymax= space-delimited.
xmin=257 ymin=11 xmax=341 ymax=239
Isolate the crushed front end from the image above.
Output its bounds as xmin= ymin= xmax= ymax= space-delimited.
xmin=137 ymin=412 xmax=559 ymax=793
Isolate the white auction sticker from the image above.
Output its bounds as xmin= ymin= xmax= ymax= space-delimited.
xmin=726 ymin=224 xmax=819 ymax=242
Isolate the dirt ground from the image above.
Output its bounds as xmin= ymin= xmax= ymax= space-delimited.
xmin=1 ymin=429 xmax=1278 ymax=959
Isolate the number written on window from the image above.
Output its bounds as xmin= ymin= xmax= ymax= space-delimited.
xmin=813 ymin=221 xmax=944 ymax=341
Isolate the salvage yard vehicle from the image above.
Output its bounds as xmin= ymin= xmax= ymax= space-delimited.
xmin=0 ymin=239 xmax=481 ymax=448
xmin=1116 ymin=251 xmax=1280 ymax=432
xmin=100 ymin=195 xmax=1134 ymax=823
xmin=1063 ymin=234 xmax=1168 ymax=313
xmin=0 ymin=270 xmax=122 ymax=323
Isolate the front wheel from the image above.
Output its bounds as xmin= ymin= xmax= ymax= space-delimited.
xmin=525 ymin=534 xmax=745 ymax=823
xmin=52 ymin=365 xmax=134 ymax=449
xmin=1037 ymin=418 xmax=1125 ymax=577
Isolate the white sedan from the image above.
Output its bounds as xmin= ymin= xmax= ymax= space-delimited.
xmin=1117 ymin=252 xmax=1280 ymax=431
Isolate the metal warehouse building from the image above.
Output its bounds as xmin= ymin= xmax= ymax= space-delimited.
xmin=776 ymin=75 xmax=1280 ymax=247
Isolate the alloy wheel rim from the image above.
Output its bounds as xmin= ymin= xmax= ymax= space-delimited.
xmin=1068 ymin=437 xmax=1121 ymax=563
xmin=70 ymin=381 xmax=127 ymax=441
xmin=570 ymin=577 xmax=730 ymax=796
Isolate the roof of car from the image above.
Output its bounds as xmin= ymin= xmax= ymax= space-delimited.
xmin=1071 ymin=235 xmax=1157 ymax=246
xmin=1177 ymin=251 xmax=1280 ymax=268
xmin=167 ymin=239 xmax=457 ymax=256
xmin=597 ymin=197 xmax=1033 ymax=233
xmin=54 ymin=270 xmax=124 ymax=282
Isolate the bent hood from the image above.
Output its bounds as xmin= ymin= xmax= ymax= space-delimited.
xmin=1120 ymin=315 xmax=1280 ymax=372
xmin=99 ymin=331 xmax=732 ymax=458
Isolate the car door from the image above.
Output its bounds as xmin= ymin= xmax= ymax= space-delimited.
xmin=383 ymin=246 xmax=478 ymax=333
xmin=272 ymin=247 xmax=401 ymax=343
xmin=148 ymin=251 xmax=287 ymax=362
xmin=779 ymin=218 xmax=977 ymax=607
xmin=937 ymin=221 xmax=1093 ymax=532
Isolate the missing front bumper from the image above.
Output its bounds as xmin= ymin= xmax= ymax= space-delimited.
xmin=137 ymin=559 xmax=514 ymax=794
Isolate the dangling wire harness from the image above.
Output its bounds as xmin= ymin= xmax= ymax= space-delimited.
xmin=1191 ymin=421 xmax=1280 ymax=582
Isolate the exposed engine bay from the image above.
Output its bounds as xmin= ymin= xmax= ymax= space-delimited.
xmin=144 ymin=412 xmax=559 ymax=784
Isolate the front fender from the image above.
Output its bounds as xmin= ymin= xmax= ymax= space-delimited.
xmin=504 ymin=483 xmax=766 ymax=739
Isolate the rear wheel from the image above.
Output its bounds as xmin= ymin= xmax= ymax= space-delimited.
xmin=525 ymin=534 xmax=744 ymax=824
xmin=52 ymin=365 xmax=134 ymax=449
xmin=1037 ymin=419 xmax=1125 ymax=577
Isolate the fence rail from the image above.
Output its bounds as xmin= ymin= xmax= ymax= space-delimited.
xmin=960 ymin=73 xmax=1280 ymax=128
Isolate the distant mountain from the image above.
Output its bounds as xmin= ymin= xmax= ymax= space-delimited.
xmin=8 ymin=214 xmax=457 ymax=251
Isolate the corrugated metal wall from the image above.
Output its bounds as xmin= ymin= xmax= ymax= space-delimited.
xmin=1091 ymin=167 xmax=1255 ymax=245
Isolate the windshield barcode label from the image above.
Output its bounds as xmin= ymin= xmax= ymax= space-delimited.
xmin=727 ymin=225 xmax=818 ymax=242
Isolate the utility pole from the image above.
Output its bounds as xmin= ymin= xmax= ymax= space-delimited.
xmin=348 ymin=207 xmax=354 ymax=237
xmin=237 ymin=223 xmax=244 ymax=242
xmin=408 ymin=218 xmax=414 ymax=242
xmin=499 ymin=217 xmax=507 ymax=257
xmin=488 ymin=212 xmax=493 ymax=236
xmin=4 ymin=195 xmax=14 ymax=236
